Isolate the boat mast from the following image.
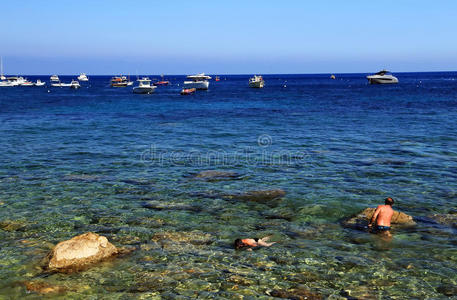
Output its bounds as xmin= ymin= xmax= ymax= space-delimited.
xmin=0 ymin=57 xmax=4 ymax=79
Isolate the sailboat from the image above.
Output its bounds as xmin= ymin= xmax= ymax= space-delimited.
xmin=0 ymin=57 xmax=6 ymax=81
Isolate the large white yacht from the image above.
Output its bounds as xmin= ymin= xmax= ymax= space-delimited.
xmin=77 ymin=73 xmax=89 ymax=81
xmin=133 ymin=77 xmax=156 ymax=94
xmin=366 ymin=70 xmax=398 ymax=84
xmin=50 ymin=75 xmax=60 ymax=82
xmin=249 ymin=75 xmax=265 ymax=88
xmin=183 ymin=73 xmax=211 ymax=90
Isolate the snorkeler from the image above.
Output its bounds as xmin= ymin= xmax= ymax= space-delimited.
xmin=234 ymin=236 xmax=276 ymax=251
xmin=368 ymin=197 xmax=395 ymax=236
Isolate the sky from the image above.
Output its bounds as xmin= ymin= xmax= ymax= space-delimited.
xmin=1 ymin=0 xmax=457 ymax=75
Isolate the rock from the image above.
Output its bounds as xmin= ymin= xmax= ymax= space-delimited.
xmin=341 ymin=207 xmax=415 ymax=230
xmin=0 ymin=219 xmax=27 ymax=231
xmin=142 ymin=200 xmax=201 ymax=212
xmin=428 ymin=213 xmax=457 ymax=228
xmin=223 ymin=189 xmax=286 ymax=205
xmin=46 ymin=232 xmax=118 ymax=271
xmin=151 ymin=231 xmax=213 ymax=246
xmin=437 ymin=284 xmax=457 ymax=296
xmin=269 ymin=288 xmax=322 ymax=300
xmin=25 ymin=281 xmax=66 ymax=294
xmin=193 ymin=170 xmax=241 ymax=181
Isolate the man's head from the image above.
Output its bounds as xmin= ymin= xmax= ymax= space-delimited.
xmin=385 ymin=197 xmax=394 ymax=206
xmin=234 ymin=239 xmax=245 ymax=250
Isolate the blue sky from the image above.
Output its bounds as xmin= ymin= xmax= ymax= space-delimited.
xmin=1 ymin=0 xmax=456 ymax=74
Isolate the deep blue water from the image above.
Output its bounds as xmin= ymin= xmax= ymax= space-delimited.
xmin=0 ymin=73 xmax=456 ymax=298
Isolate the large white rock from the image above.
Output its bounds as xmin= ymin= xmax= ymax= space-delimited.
xmin=47 ymin=232 xmax=118 ymax=271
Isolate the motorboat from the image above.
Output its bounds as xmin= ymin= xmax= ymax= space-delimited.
xmin=366 ymin=70 xmax=398 ymax=84
xmin=133 ymin=77 xmax=156 ymax=94
xmin=20 ymin=79 xmax=35 ymax=86
xmin=35 ymin=79 xmax=46 ymax=87
xmin=153 ymin=80 xmax=170 ymax=86
xmin=183 ymin=73 xmax=211 ymax=90
xmin=70 ymin=80 xmax=81 ymax=89
xmin=1 ymin=76 xmax=27 ymax=86
xmin=249 ymin=75 xmax=264 ymax=88
xmin=215 ymin=76 xmax=220 ymax=81
xmin=50 ymin=75 xmax=60 ymax=82
xmin=77 ymin=73 xmax=89 ymax=81
xmin=180 ymin=88 xmax=196 ymax=95
xmin=110 ymin=75 xmax=133 ymax=87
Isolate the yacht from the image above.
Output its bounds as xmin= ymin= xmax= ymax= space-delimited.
xmin=20 ymin=79 xmax=35 ymax=86
xmin=366 ymin=70 xmax=398 ymax=84
xmin=183 ymin=73 xmax=211 ymax=90
xmin=133 ymin=77 xmax=156 ymax=94
xmin=249 ymin=75 xmax=265 ymax=88
xmin=70 ymin=80 xmax=81 ymax=89
xmin=77 ymin=73 xmax=89 ymax=81
xmin=3 ymin=76 xmax=27 ymax=86
xmin=110 ymin=75 xmax=133 ymax=87
xmin=50 ymin=75 xmax=60 ymax=82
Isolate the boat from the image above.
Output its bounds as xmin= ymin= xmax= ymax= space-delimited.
xmin=215 ymin=76 xmax=220 ymax=81
xmin=110 ymin=75 xmax=133 ymax=87
xmin=183 ymin=73 xmax=211 ymax=90
xmin=153 ymin=80 xmax=170 ymax=86
xmin=50 ymin=75 xmax=60 ymax=82
xmin=330 ymin=74 xmax=336 ymax=80
xmin=77 ymin=73 xmax=89 ymax=81
xmin=180 ymin=88 xmax=196 ymax=95
xmin=2 ymin=76 xmax=27 ymax=86
xmin=35 ymin=79 xmax=46 ymax=87
xmin=70 ymin=80 xmax=81 ymax=89
xmin=133 ymin=77 xmax=157 ymax=94
xmin=249 ymin=75 xmax=264 ymax=88
xmin=366 ymin=70 xmax=398 ymax=84
xmin=20 ymin=79 xmax=35 ymax=86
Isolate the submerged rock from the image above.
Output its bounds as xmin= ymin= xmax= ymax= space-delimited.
xmin=46 ymin=232 xmax=118 ymax=271
xmin=151 ymin=231 xmax=213 ymax=246
xmin=341 ymin=207 xmax=415 ymax=230
xmin=142 ymin=200 xmax=201 ymax=212
xmin=269 ymin=288 xmax=322 ymax=300
xmin=0 ymin=219 xmax=27 ymax=231
xmin=24 ymin=281 xmax=66 ymax=294
xmin=192 ymin=170 xmax=242 ymax=181
xmin=428 ymin=213 xmax=457 ymax=228
xmin=223 ymin=189 xmax=286 ymax=205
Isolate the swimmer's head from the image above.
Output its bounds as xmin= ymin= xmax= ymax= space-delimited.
xmin=234 ymin=239 xmax=245 ymax=250
xmin=385 ymin=197 xmax=394 ymax=206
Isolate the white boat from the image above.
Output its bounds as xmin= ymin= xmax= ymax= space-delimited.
xmin=77 ymin=73 xmax=89 ymax=81
xmin=2 ymin=76 xmax=27 ymax=86
xmin=249 ymin=75 xmax=265 ymax=88
xmin=366 ymin=70 xmax=398 ymax=84
xmin=35 ymin=79 xmax=46 ymax=87
xmin=133 ymin=77 xmax=157 ymax=94
xmin=50 ymin=75 xmax=60 ymax=82
xmin=20 ymin=79 xmax=35 ymax=86
xmin=183 ymin=73 xmax=211 ymax=90
xmin=70 ymin=80 xmax=81 ymax=89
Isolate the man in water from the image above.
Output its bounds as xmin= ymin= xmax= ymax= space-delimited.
xmin=234 ymin=236 xmax=276 ymax=251
xmin=368 ymin=197 xmax=394 ymax=236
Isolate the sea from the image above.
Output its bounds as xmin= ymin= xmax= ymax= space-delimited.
xmin=0 ymin=73 xmax=456 ymax=299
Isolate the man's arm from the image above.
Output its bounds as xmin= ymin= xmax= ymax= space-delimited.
xmin=368 ymin=206 xmax=381 ymax=227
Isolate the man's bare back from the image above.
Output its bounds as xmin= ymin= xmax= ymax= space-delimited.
xmin=368 ymin=197 xmax=395 ymax=234
xmin=370 ymin=204 xmax=394 ymax=227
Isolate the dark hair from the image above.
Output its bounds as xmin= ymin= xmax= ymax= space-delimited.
xmin=385 ymin=197 xmax=394 ymax=206
xmin=234 ymin=239 xmax=244 ymax=250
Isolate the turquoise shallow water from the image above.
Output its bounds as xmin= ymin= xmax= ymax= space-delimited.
xmin=0 ymin=73 xmax=456 ymax=298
